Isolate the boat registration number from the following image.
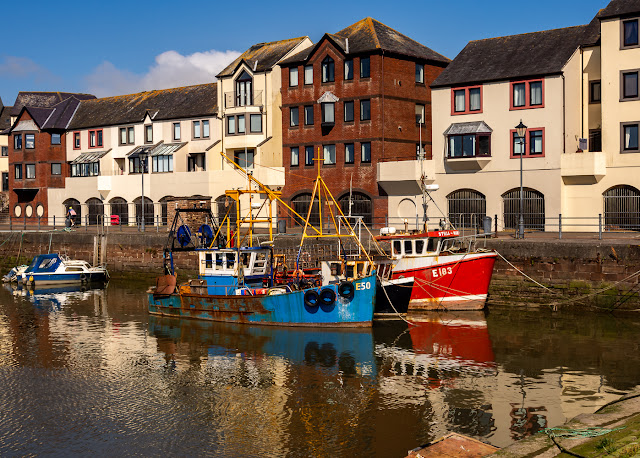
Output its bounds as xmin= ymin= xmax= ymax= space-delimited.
xmin=432 ymin=267 xmax=453 ymax=278
xmin=355 ymin=282 xmax=371 ymax=290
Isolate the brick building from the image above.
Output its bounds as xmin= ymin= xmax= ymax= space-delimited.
xmin=279 ymin=18 xmax=449 ymax=228
xmin=5 ymin=92 xmax=96 ymax=222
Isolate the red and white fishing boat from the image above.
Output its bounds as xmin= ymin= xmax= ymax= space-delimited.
xmin=375 ymin=228 xmax=496 ymax=312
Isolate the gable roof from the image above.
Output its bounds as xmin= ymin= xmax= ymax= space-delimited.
xmin=599 ymin=0 xmax=640 ymax=19
xmin=281 ymin=17 xmax=449 ymax=65
xmin=0 ymin=105 xmax=13 ymax=132
xmin=10 ymin=91 xmax=95 ymax=116
xmin=68 ymin=83 xmax=218 ymax=130
xmin=9 ymin=96 xmax=87 ymax=132
xmin=431 ymin=23 xmax=598 ymax=88
xmin=216 ymin=37 xmax=309 ymax=78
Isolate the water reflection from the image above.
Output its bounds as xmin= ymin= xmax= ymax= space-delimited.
xmin=0 ymin=282 xmax=639 ymax=456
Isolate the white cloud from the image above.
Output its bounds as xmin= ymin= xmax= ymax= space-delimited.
xmin=0 ymin=56 xmax=58 ymax=83
xmin=85 ymin=49 xmax=241 ymax=97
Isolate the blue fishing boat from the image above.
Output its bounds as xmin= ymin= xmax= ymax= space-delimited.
xmin=18 ymin=253 xmax=109 ymax=287
xmin=148 ymin=152 xmax=376 ymax=327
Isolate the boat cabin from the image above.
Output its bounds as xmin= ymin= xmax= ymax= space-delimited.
xmin=197 ymin=247 xmax=272 ymax=294
xmin=377 ymin=230 xmax=461 ymax=259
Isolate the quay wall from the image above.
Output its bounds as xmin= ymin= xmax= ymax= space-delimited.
xmin=0 ymin=231 xmax=638 ymax=311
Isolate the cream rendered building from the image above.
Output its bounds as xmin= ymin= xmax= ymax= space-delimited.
xmin=0 ymin=101 xmax=12 ymax=212
xmin=413 ymin=0 xmax=640 ymax=234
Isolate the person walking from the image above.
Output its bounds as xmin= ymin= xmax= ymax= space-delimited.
xmin=67 ymin=206 xmax=77 ymax=227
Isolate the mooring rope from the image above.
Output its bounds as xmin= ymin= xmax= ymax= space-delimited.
xmin=495 ymin=250 xmax=555 ymax=293
xmin=379 ymin=281 xmax=414 ymax=326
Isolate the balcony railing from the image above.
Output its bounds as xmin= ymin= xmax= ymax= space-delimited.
xmin=224 ymin=90 xmax=263 ymax=109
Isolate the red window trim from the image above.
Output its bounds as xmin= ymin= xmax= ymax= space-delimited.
xmin=510 ymin=127 xmax=545 ymax=158
xmin=510 ymin=79 xmax=545 ymax=110
xmin=73 ymin=132 xmax=81 ymax=150
xmin=451 ymin=85 xmax=483 ymax=115
xmin=88 ymin=129 xmax=103 ymax=149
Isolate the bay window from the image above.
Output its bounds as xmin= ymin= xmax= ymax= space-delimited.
xmin=152 ymin=155 xmax=173 ymax=173
xmin=448 ymin=133 xmax=491 ymax=158
xmin=321 ymin=103 xmax=335 ymax=125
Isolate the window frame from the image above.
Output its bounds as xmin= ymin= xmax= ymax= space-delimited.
xmin=304 ymin=105 xmax=314 ymax=126
xmin=193 ymin=120 xmax=201 ymax=139
xmin=51 ymin=133 xmax=61 ymax=145
xmin=289 ymin=67 xmax=299 ymax=87
xmin=51 ymin=163 xmax=62 ymax=175
xmin=447 ymin=133 xmax=492 ymax=158
xmin=14 ymin=164 xmax=22 ymax=180
xmin=249 ymin=114 xmax=262 ymax=133
xmin=360 ymin=57 xmax=370 ymax=79
xmin=1 ymin=146 xmax=7 ymax=156
xmin=622 ymin=18 xmax=640 ymax=49
xmin=323 ymin=144 xmax=336 ymax=165
xmin=304 ymin=145 xmax=314 ymax=166
xmin=589 ymin=80 xmax=601 ymax=103
xmin=621 ymin=121 xmax=640 ymax=153
xmin=290 ymin=146 xmax=299 ymax=167
xmin=304 ymin=65 xmax=313 ymax=85
xmin=345 ymin=143 xmax=354 ymax=164
xmin=451 ymin=85 xmax=483 ymax=115
xmin=290 ymin=106 xmax=299 ymax=127
xmin=24 ymin=133 xmax=35 ymax=149
xmin=510 ymin=128 xmax=545 ymax=158
xmin=321 ymin=56 xmax=335 ymax=83
xmin=344 ymin=101 xmax=354 ymax=123
xmin=14 ymin=134 xmax=22 ymax=150
xmin=25 ymin=163 xmax=36 ymax=179
xmin=621 ymin=70 xmax=640 ymax=101
xmin=151 ymin=154 xmax=173 ymax=173
xmin=173 ymin=122 xmax=181 ymax=141
xmin=227 ymin=116 xmax=236 ymax=135
xmin=510 ymin=79 xmax=545 ymax=110
xmin=145 ymin=124 xmax=153 ymax=143
xmin=361 ymin=142 xmax=371 ymax=163
xmin=321 ymin=102 xmax=335 ymax=125
xmin=415 ymin=63 xmax=425 ymax=84
xmin=360 ymin=99 xmax=371 ymax=121
xmin=589 ymin=128 xmax=602 ymax=152
xmin=415 ymin=104 xmax=425 ymax=124
xmin=88 ymin=129 xmax=103 ymax=148
xmin=344 ymin=59 xmax=354 ymax=81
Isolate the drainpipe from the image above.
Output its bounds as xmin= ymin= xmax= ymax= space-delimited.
xmin=562 ymin=74 xmax=566 ymax=155
xmin=580 ymin=47 xmax=584 ymax=139
xmin=381 ymin=50 xmax=385 ymax=157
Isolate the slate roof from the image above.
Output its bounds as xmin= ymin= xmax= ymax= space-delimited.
xmin=431 ymin=23 xmax=599 ymax=88
xmin=0 ymin=105 xmax=13 ymax=131
xmin=599 ymin=0 xmax=640 ymax=19
xmin=10 ymin=91 xmax=95 ymax=116
xmin=68 ymin=83 xmax=218 ymax=130
xmin=281 ymin=17 xmax=449 ymax=65
xmin=8 ymin=95 xmax=89 ymax=132
xmin=216 ymin=37 xmax=309 ymax=78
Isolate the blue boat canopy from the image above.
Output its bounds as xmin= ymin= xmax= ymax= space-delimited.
xmin=25 ymin=254 xmax=62 ymax=273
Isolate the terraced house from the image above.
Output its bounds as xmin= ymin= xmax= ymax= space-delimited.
xmin=279 ymin=18 xmax=449 ymax=229
xmin=0 ymin=99 xmax=12 ymax=214
xmin=428 ymin=0 xmax=640 ymax=233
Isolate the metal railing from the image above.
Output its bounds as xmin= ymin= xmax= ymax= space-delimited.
xmin=224 ymin=90 xmax=263 ymax=109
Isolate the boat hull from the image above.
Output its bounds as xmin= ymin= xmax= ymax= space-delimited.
xmin=24 ymin=271 xmax=109 ymax=286
xmin=375 ymin=277 xmax=413 ymax=314
xmin=390 ymin=252 xmax=497 ymax=311
xmin=148 ymin=274 xmax=376 ymax=327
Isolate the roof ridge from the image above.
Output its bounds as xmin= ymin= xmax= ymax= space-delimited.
xmin=248 ymin=36 xmax=308 ymax=49
xmin=366 ymin=17 xmax=382 ymax=49
xmin=82 ymin=82 xmax=217 ymax=103
xmin=468 ymin=24 xmax=588 ymax=43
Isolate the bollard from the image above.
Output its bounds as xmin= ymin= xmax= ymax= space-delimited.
xmin=53 ymin=215 xmax=56 ymax=230
xmin=558 ymin=213 xmax=562 ymax=240
xmin=494 ymin=215 xmax=498 ymax=237
xmin=23 ymin=213 xmax=26 ymax=231
xmin=86 ymin=215 xmax=88 ymax=231
xmin=38 ymin=216 xmax=41 ymax=232
xmin=599 ymin=214 xmax=602 ymax=240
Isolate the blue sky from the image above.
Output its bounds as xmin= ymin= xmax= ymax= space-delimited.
xmin=0 ymin=0 xmax=607 ymax=105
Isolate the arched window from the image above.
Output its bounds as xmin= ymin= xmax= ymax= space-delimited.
xmin=447 ymin=189 xmax=486 ymax=229
xmin=215 ymin=195 xmax=238 ymax=226
xmin=603 ymin=185 xmax=640 ymax=230
xmin=134 ymin=196 xmax=154 ymax=227
xmin=109 ymin=197 xmax=128 ymax=226
xmin=338 ymin=192 xmax=372 ymax=226
xmin=63 ymin=198 xmax=81 ymax=223
xmin=159 ymin=196 xmax=174 ymax=226
xmin=322 ymin=56 xmax=335 ymax=82
xmin=291 ymin=193 xmax=319 ymax=227
xmin=236 ymin=70 xmax=253 ymax=107
xmin=86 ymin=198 xmax=104 ymax=226
xmin=502 ymin=188 xmax=545 ymax=231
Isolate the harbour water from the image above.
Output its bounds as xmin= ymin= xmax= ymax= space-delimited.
xmin=0 ymin=279 xmax=639 ymax=457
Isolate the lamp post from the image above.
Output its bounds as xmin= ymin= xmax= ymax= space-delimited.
xmin=139 ymin=148 xmax=148 ymax=232
xmin=515 ymin=120 xmax=527 ymax=239
xmin=418 ymin=114 xmax=427 ymax=232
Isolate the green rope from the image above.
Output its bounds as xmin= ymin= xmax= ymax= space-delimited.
xmin=544 ymin=426 xmax=625 ymax=438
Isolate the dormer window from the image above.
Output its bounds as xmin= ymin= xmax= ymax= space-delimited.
xmin=236 ymin=70 xmax=253 ymax=107
xmin=322 ymin=56 xmax=334 ymax=83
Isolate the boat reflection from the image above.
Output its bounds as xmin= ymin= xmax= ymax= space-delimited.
xmin=3 ymin=282 xmax=108 ymax=312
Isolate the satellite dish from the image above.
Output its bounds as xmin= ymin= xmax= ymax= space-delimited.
xmin=424 ymin=184 xmax=440 ymax=191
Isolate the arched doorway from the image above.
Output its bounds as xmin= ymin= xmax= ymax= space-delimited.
xmin=603 ymin=185 xmax=640 ymax=230
xmin=447 ymin=189 xmax=486 ymax=229
xmin=109 ymin=197 xmax=128 ymax=226
xmin=291 ymin=193 xmax=319 ymax=227
xmin=134 ymin=196 xmax=154 ymax=227
xmin=502 ymin=188 xmax=545 ymax=231
xmin=86 ymin=198 xmax=104 ymax=225
xmin=338 ymin=192 xmax=372 ymax=226
xmin=63 ymin=198 xmax=81 ymax=225
xmin=159 ymin=196 xmax=174 ymax=226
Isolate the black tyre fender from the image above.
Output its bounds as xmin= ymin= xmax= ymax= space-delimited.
xmin=79 ymin=273 xmax=87 ymax=283
xmin=338 ymin=281 xmax=355 ymax=300
xmin=319 ymin=288 xmax=336 ymax=306
xmin=304 ymin=290 xmax=320 ymax=308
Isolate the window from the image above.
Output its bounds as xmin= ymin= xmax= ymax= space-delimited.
xmin=128 ymin=157 xmax=146 ymax=174
xmin=1 ymin=172 xmax=7 ymax=192
xmin=14 ymin=164 xmax=22 ymax=179
xmin=623 ymin=19 xmax=639 ymax=48
xmin=344 ymin=101 xmax=354 ymax=122
xmin=51 ymin=133 xmax=61 ymax=145
xmin=289 ymin=67 xmax=299 ymax=87
xmin=510 ymin=128 xmax=544 ymax=157
xmin=236 ymin=70 xmax=253 ymax=106
xmin=448 ymin=134 xmax=491 ymax=158
xmin=89 ymin=129 xmax=103 ymax=148
xmin=590 ymin=81 xmax=601 ymax=103
xmin=234 ymin=149 xmax=254 ymax=169
xmin=344 ymin=60 xmax=353 ymax=80
xmin=173 ymin=122 xmax=181 ymax=140
xmin=128 ymin=127 xmax=134 ymax=144
xmin=360 ymin=100 xmax=371 ymax=121
xmin=145 ymin=125 xmax=153 ymax=143
xmin=511 ymin=79 xmax=544 ymax=109
xmin=451 ymin=86 xmax=482 ymax=114
xmin=305 ymin=145 xmax=314 ymax=166
xmin=250 ymin=114 xmax=262 ymax=133
xmin=188 ymin=153 xmax=206 ymax=171
xmin=290 ymin=107 xmax=299 ymax=127
xmin=345 ymin=143 xmax=354 ymax=164
xmin=622 ymin=71 xmax=639 ymax=100
xmin=25 ymin=164 xmax=35 ymax=179
xmin=321 ymin=103 xmax=335 ymax=124
xmin=323 ymin=144 xmax=336 ymax=165
xmin=193 ymin=120 xmax=201 ymax=138
xmin=152 ymin=155 xmax=173 ymax=173
xmin=416 ymin=63 xmax=424 ymax=83
xmin=361 ymin=142 xmax=371 ymax=163
xmin=1 ymin=146 xmax=7 ymax=156
xmin=203 ymin=120 xmax=210 ymax=138
xmin=25 ymin=134 xmax=35 ymax=149
xmin=51 ymin=163 xmax=62 ymax=175
xmin=322 ymin=56 xmax=334 ymax=83
xmin=73 ymin=132 xmax=81 ymax=148
xmin=415 ymin=104 xmax=425 ymax=124
xmin=622 ymin=122 xmax=640 ymax=152
xmin=237 ymin=115 xmax=245 ymax=134
xmin=304 ymin=105 xmax=314 ymax=125
xmin=14 ymin=134 xmax=22 ymax=150
xmin=304 ymin=65 xmax=313 ymax=85
xmin=228 ymin=116 xmax=236 ymax=134
xmin=120 ymin=127 xmax=134 ymax=145
xmin=360 ymin=57 xmax=370 ymax=78
xmin=291 ymin=147 xmax=299 ymax=166
xmin=589 ymin=129 xmax=602 ymax=152
xmin=119 ymin=128 xmax=127 ymax=145
xmin=71 ymin=162 xmax=99 ymax=177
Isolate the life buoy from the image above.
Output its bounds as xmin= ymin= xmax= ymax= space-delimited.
xmin=319 ymin=288 xmax=336 ymax=306
xmin=303 ymin=290 xmax=320 ymax=308
xmin=80 ymin=273 xmax=87 ymax=283
xmin=338 ymin=281 xmax=354 ymax=300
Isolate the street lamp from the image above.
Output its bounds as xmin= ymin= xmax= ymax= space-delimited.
xmin=139 ymin=148 xmax=149 ymax=232
xmin=515 ymin=120 xmax=527 ymax=239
